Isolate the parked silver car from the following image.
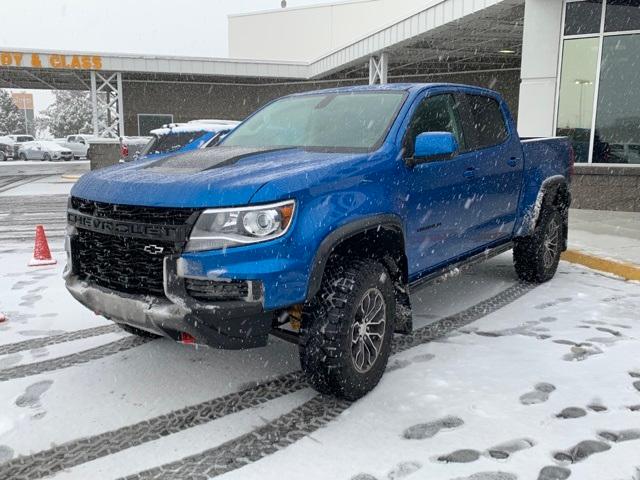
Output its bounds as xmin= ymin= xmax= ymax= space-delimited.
xmin=8 ymin=134 xmax=35 ymax=158
xmin=18 ymin=141 xmax=73 ymax=161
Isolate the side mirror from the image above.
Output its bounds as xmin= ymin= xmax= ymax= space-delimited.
xmin=411 ymin=132 xmax=458 ymax=165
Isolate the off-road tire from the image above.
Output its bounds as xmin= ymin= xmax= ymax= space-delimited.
xmin=514 ymin=208 xmax=563 ymax=283
xmin=299 ymin=258 xmax=395 ymax=400
xmin=117 ymin=323 xmax=161 ymax=338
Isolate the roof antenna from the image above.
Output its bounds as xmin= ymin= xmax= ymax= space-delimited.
xmin=281 ymin=0 xmax=287 ymax=7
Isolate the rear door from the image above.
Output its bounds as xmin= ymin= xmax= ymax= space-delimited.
xmin=403 ymin=90 xmax=481 ymax=276
xmin=456 ymin=92 xmax=524 ymax=250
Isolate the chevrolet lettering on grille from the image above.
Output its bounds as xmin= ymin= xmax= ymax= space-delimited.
xmin=67 ymin=212 xmax=187 ymax=242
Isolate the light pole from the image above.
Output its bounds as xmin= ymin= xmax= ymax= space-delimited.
xmin=21 ymin=97 xmax=29 ymax=135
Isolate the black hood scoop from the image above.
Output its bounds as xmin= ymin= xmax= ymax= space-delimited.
xmin=142 ymin=146 xmax=294 ymax=174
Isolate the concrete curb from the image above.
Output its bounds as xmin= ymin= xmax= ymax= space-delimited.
xmin=561 ymin=249 xmax=640 ymax=281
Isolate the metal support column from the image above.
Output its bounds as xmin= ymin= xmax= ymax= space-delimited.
xmin=89 ymin=71 xmax=124 ymax=137
xmin=90 ymin=71 xmax=99 ymax=135
xmin=368 ymin=52 xmax=388 ymax=85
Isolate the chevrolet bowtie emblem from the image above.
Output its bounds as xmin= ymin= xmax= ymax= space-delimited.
xmin=143 ymin=244 xmax=164 ymax=255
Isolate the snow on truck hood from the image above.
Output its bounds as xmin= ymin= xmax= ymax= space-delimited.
xmin=71 ymin=145 xmax=369 ymax=208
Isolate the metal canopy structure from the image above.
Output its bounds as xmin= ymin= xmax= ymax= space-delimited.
xmin=0 ymin=0 xmax=524 ymax=136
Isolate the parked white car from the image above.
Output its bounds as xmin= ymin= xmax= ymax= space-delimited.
xmin=18 ymin=141 xmax=73 ymax=161
xmin=54 ymin=134 xmax=94 ymax=159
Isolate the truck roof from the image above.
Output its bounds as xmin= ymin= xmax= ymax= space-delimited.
xmin=287 ymin=82 xmax=501 ymax=98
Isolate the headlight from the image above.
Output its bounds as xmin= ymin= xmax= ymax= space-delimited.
xmin=185 ymin=200 xmax=295 ymax=251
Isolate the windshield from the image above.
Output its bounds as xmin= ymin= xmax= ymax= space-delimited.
xmin=141 ymin=131 xmax=206 ymax=156
xmin=222 ymin=91 xmax=406 ymax=151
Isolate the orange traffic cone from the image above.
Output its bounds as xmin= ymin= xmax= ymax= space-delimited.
xmin=28 ymin=225 xmax=57 ymax=266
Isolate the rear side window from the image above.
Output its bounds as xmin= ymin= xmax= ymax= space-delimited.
xmin=462 ymin=94 xmax=509 ymax=150
xmin=404 ymin=93 xmax=465 ymax=157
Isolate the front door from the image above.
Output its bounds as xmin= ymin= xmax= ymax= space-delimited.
xmin=403 ymin=92 xmax=479 ymax=277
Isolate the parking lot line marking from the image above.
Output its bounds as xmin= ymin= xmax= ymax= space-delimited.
xmin=561 ymin=250 xmax=640 ymax=281
xmin=0 ymin=324 xmax=121 ymax=356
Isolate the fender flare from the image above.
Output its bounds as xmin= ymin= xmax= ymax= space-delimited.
xmin=519 ymin=175 xmax=570 ymax=237
xmin=306 ymin=214 xmax=405 ymax=301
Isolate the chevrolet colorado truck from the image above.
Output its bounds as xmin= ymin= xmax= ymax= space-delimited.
xmin=65 ymin=84 xmax=573 ymax=400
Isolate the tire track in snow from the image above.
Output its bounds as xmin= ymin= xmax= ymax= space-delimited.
xmin=122 ymin=282 xmax=537 ymax=480
xmin=0 ymin=336 xmax=150 ymax=382
xmin=0 ymin=324 xmax=121 ymax=356
xmin=1 ymin=281 xmax=536 ymax=480
xmin=120 ymin=395 xmax=351 ymax=480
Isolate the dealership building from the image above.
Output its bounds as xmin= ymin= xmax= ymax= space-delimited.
xmin=0 ymin=0 xmax=639 ymax=210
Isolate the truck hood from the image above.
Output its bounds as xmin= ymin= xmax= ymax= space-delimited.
xmin=71 ymin=146 xmax=371 ymax=208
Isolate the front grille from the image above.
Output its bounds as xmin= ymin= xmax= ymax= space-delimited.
xmin=70 ymin=197 xmax=197 ymax=225
xmin=70 ymin=197 xmax=198 ymax=297
xmin=186 ymin=278 xmax=260 ymax=302
xmin=73 ymin=229 xmax=177 ymax=296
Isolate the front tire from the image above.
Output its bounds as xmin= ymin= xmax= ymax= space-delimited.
xmin=513 ymin=208 xmax=563 ymax=283
xmin=299 ymin=258 xmax=395 ymax=400
xmin=19 ymin=153 xmax=27 ymax=161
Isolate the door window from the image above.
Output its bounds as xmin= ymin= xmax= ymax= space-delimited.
xmin=460 ymin=94 xmax=509 ymax=151
xmin=404 ymin=93 xmax=465 ymax=157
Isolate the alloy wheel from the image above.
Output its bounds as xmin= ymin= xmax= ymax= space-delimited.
xmin=351 ymin=287 xmax=387 ymax=373
xmin=542 ymin=217 xmax=560 ymax=269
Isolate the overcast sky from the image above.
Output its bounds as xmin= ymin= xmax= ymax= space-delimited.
xmin=1 ymin=0 xmax=331 ymax=113
xmin=0 ymin=0 xmax=331 ymax=58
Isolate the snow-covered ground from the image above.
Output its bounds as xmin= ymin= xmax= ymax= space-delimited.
xmin=0 ymin=237 xmax=639 ymax=480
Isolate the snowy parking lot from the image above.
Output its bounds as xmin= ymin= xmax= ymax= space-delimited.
xmin=1 ymin=230 xmax=639 ymax=480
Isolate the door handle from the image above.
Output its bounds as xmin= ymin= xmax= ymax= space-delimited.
xmin=507 ymin=157 xmax=519 ymax=167
xmin=463 ymin=167 xmax=476 ymax=179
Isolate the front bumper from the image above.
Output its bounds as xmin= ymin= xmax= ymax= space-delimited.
xmin=64 ymin=255 xmax=273 ymax=349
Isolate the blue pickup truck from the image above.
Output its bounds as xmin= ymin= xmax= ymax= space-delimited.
xmin=65 ymin=84 xmax=572 ymax=399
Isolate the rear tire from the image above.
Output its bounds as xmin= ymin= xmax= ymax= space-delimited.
xmin=0 ymin=151 xmax=5 ymax=162
xmin=299 ymin=258 xmax=395 ymax=400
xmin=19 ymin=153 xmax=27 ymax=161
xmin=117 ymin=323 xmax=161 ymax=338
xmin=513 ymin=208 xmax=563 ymax=283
